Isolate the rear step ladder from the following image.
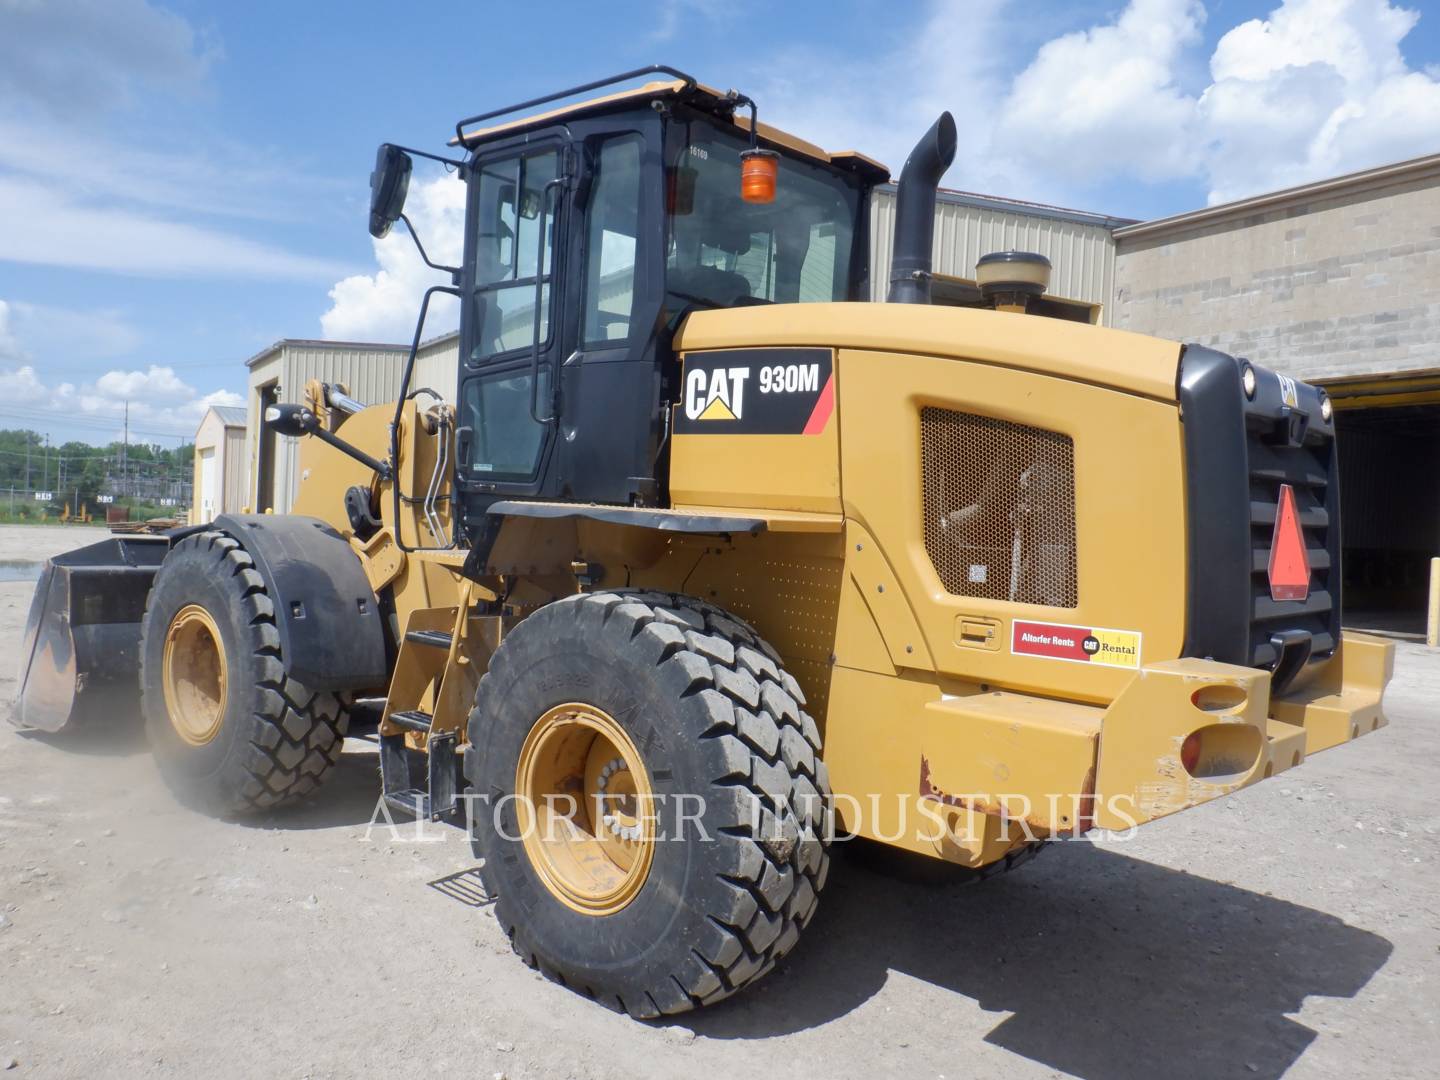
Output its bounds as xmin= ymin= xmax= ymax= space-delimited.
xmin=378 ymin=708 xmax=460 ymax=822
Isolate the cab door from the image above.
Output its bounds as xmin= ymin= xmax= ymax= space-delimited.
xmin=456 ymin=136 xmax=568 ymax=494
xmin=454 ymin=108 xmax=666 ymax=508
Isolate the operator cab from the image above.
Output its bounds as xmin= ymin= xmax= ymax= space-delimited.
xmin=409 ymin=69 xmax=886 ymax=533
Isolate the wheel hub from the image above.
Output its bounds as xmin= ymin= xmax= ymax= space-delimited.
xmin=161 ymin=604 xmax=228 ymax=747
xmin=515 ymin=703 xmax=654 ymax=916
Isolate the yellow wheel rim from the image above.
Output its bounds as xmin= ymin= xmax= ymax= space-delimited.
xmin=161 ymin=604 xmax=229 ymax=747
xmin=515 ymin=703 xmax=655 ymax=916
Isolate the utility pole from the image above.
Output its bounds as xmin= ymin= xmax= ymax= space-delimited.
xmin=42 ymin=433 xmax=48 ymax=492
xmin=122 ymin=401 xmax=129 ymax=499
xmin=24 ymin=432 xmax=30 ymax=494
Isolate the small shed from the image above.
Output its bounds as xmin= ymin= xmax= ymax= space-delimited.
xmin=190 ymin=404 xmax=248 ymax=524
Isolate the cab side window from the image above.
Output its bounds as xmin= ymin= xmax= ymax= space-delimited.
xmin=471 ymin=149 xmax=558 ymax=362
xmin=581 ymin=135 xmax=642 ymax=345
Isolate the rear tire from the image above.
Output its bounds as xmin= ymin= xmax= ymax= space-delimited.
xmin=466 ymin=589 xmax=831 ymax=1018
xmin=139 ymin=531 xmax=349 ymax=816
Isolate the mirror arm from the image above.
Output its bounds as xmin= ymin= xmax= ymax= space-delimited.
xmin=384 ymin=143 xmax=467 ymax=171
xmin=311 ymin=426 xmax=393 ymax=480
xmin=398 ymin=213 xmax=461 ymax=277
xmin=264 ymin=405 xmax=393 ymax=480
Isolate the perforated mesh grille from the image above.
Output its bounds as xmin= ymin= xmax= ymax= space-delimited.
xmin=921 ymin=407 xmax=1078 ymax=607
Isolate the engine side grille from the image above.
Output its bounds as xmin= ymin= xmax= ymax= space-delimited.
xmin=921 ymin=407 xmax=1078 ymax=607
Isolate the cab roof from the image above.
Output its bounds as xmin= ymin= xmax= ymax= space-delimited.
xmin=450 ymin=77 xmax=889 ymax=182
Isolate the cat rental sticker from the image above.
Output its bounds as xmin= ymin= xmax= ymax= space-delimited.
xmin=1011 ymin=620 xmax=1142 ymax=669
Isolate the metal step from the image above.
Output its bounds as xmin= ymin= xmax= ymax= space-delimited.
xmin=377 ymin=729 xmax=459 ymax=822
xmin=388 ymin=709 xmax=434 ymax=734
xmin=384 ymin=789 xmax=434 ymax=818
xmin=405 ymin=629 xmax=453 ymax=649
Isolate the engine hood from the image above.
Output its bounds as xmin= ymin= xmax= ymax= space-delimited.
xmin=675 ymin=302 xmax=1183 ymax=403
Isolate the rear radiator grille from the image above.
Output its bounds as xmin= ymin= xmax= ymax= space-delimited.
xmin=1245 ymin=432 xmax=1340 ymax=666
xmin=920 ymin=407 xmax=1078 ymax=607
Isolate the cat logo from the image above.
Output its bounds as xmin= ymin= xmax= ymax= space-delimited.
xmin=675 ymin=348 xmax=834 ymax=436
xmin=1278 ymin=373 xmax=1299 ymax=408
xmin=684 ymin=366 xmax=751 ymax=422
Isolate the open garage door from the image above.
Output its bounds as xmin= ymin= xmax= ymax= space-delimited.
xmin=1323 ymin=371 xmax=1440 ymax=638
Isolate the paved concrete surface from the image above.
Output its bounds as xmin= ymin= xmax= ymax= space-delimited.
xmin=0 ymin=526 xmax=1436 ymax=1078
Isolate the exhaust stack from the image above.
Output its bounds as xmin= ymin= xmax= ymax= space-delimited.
xmin=887 ymin=111 xmax=958 ymax=304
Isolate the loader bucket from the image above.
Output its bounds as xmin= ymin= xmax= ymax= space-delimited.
xmin=14 ymin=535 xmax=171 ymax=733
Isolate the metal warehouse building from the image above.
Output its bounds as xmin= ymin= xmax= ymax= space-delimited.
xmin=235 ymin=153 xmax=1437 ymax=635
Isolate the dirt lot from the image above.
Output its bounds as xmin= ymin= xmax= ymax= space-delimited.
xmin=1 ymin=524 xmax=1436 ymax=1079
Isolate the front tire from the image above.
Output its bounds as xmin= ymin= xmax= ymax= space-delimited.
xmin=139 ymin=531 xmax=349 ymax=816
xmin=466 ymin=590 xmax=831 ymax=1018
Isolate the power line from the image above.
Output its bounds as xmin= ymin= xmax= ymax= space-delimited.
xmin=0 ymin=408 xmax=197 ymax=439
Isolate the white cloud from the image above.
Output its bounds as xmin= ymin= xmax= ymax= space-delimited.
xmin=0 ymin=364 xmax=49 ymax=405
xmin=0 ymin=300 xmax=240 ymax=440
xmin=33 ymin=364 xmax=239 ymax=438
xmin=0 ymin=176 xmax=355 ymax=281
xmin=1198 ymin=0 xmax=1440 ymax=202
xmin=754 ymin=0 xmax=1440 ymax=209
xmin=994 ymin=0 xmax=1206 ymax=185
xmin=94 ymin=366 xmax=194 ymax=403
xmin=320 ymin=170 xmax=466 ymax=342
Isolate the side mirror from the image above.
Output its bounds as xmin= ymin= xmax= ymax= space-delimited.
xmin=264 ymin=403 xmax=318 ymax=437
xmin=369 ymin=143 xmax=413 ymax=238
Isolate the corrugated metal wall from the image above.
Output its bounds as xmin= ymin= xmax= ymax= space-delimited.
xmin=281 ymin=344 xmax=408 ymax=410
xmin=244 ymin=350 xmax=280 ymax=513
xmin=413 ymin=332 xmax=460 ymax=405
xmin=870 ymin=188 xmax=1118 ymax=321
xmin=222 ymin=425 xmax=247 ymax=514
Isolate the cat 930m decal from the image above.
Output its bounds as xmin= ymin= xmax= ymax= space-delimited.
xmin=676 ymin=348 xmax=835 ymax=435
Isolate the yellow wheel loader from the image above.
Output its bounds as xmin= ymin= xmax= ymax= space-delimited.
xmin=14 ymin=66 xmax=1392 ymax=1018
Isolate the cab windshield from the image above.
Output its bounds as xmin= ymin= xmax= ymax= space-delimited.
xmin=666 ymin=118 xmax=860 ymax=310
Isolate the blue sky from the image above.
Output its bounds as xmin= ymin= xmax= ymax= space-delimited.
xmin=1 ymin=0 xmax=1437 ymax=445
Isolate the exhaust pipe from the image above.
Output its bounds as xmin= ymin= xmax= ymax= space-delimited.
xmin=886 ymin=111 xmax=957 ymax=305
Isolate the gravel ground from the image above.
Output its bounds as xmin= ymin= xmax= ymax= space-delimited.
xmin=1 ymin=525 xmax=1436 ymax=1079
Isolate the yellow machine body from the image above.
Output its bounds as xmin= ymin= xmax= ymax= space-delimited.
xmin=279 ymin=298 xmax=1392 ymax=870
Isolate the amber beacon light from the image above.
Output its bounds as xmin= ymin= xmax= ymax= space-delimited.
xmin=740 ymin=148 xmax=778 ymax=204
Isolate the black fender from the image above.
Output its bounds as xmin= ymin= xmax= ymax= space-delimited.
xmin=213 ymin=514 xmax=386 ymax=691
